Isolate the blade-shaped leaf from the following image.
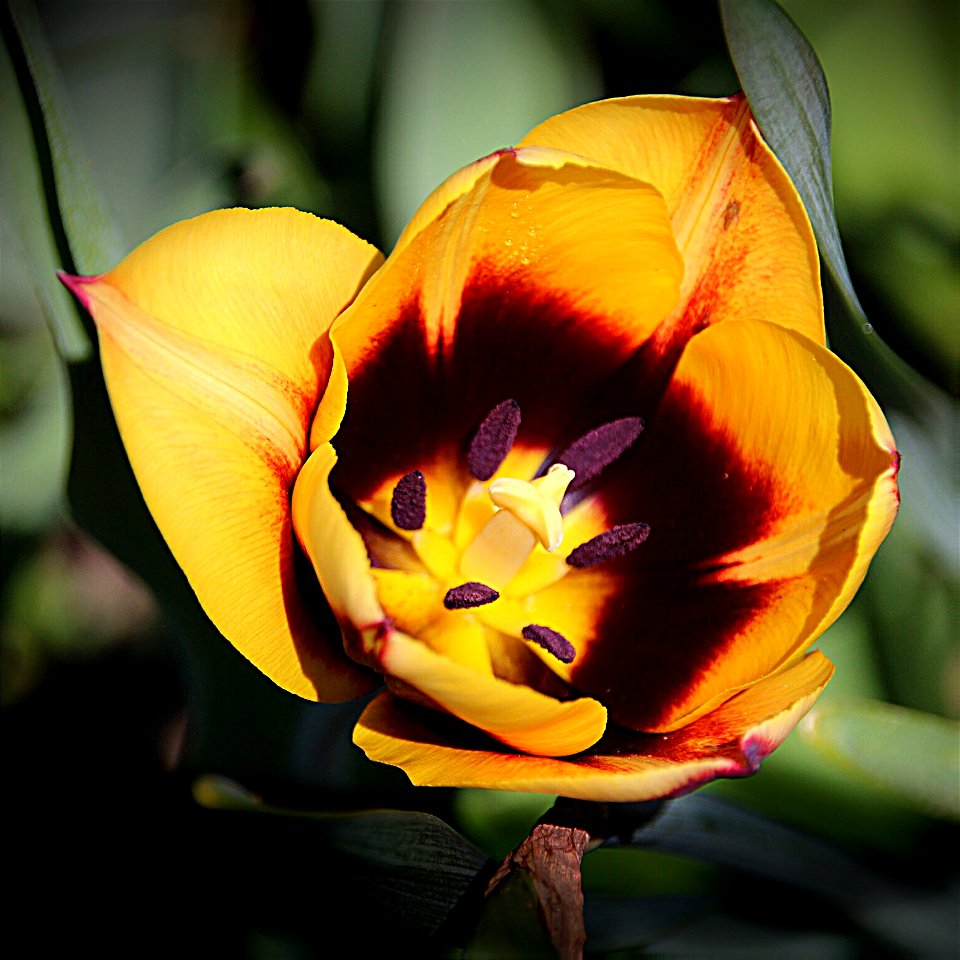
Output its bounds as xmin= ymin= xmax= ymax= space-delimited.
xmin=584 ymin=894 xmax=714 ymax=953
xmin=5 ymin=1 xmax=123 ymax=276
xmin=2 ymin=1 xmax=125 ymax=362
xmin=720 ymin=0 xmax=948 ymax=423
xmin=719 ymin=0 xmax=859 ymax=322
xmin=613 ymin=793 xmax=957 ymax=955
xmin=194 ymin=775 xmax=491 ymax=938
xmin=614 ymin=793 xmax=895 ymax=910
xmin=1 ymin=10 xmax=85 ymax=361
xmin=802 ymin=699 xmax=960 ymax=822
xmin=2 ymin=9 xmax=195 ymax=594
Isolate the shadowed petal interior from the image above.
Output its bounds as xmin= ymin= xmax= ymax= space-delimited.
xmin=323 ymin=146 xmax=683 ymax=507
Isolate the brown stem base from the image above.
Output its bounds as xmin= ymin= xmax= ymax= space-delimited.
xmin=486 ymin=821 xmax=591 ymax=959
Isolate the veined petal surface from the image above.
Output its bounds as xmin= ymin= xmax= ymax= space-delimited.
xmin=353 ymin=651 xmax=833 ymax=801
xmin=520 ymin=95 xmax=825 ymax=347
xmin=68 ymin=208 xmax=383 ymax=700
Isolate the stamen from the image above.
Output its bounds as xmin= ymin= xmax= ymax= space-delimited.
xmin=468 ymin=399 xmax=521 ymax=480
xmin=444 ymin=581 xmax=500 ymax=610
xmin=522 ymin=624 xmax=576 ymax=663
xmin=557 ymin=417 xmax=644 ymax=489
xmin=566 ymin=522 xmax=651 ymax=568
xmin=390 ymin=470 xmax=426 ymax=530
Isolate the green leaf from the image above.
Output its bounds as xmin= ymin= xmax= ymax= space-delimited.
xmin=1 ymin=13 xmax=86 ymax=362
xmin=617 ymin=793 xmax=955 ymax=955
xmin=618 ymin=794 xmax=895 ymax=911
xmin=2 ymin=1 xmax=124 ymax=360
xmin=720 ymin=0 xmax=948 ymax=423
xmin=194 ymin=775 xmax=491 ymax=938
xmin=802 ymin=699 xmax=960 ymax=821
xmin=719 ymin=0 xmax=861 ymax=324
xmin=463 ymin=871 xmax=554 ymax=959
xmin=5 ymin=1 xmax=123 ymax=274
xmin=583 ymin=894 xmax=714 ymax=954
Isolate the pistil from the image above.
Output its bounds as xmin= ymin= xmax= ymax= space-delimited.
xmin=459 ymin=464 xmax=574 ymax=590
xmin=382 ymin=406 xmax=648 ymax=673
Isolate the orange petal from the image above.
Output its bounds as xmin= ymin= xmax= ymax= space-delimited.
xmin=324 ymin=146 xmax=683 ymax=507
xmin=67 ymin=208 xmax=382 ymax=700
xmin=563 ymin=320 xmax=898 ymax=732
xmin=353 ymin=651 xmax=833 ymax=800
xmin=520 ymin=95 xmax=824 ymax=347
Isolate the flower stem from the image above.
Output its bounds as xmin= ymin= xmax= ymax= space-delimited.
xmin=484 ymin=798 xmax=666 ymax=958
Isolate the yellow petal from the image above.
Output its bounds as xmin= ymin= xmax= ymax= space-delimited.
xmin=520 ymin=95 xmax=824 ymax=346
xmin=353 ymin=651 xmax=833 ymax=800
xmin=322 ymin=146 xmax=683 ymax=513
xmin=375 ymin=630 xmax=607 ymax=757
xmin=73 ymin=208 xmax=382 ymax=700
xmin=292 ymin=442 xmax=386 ymax=667
xmin=370 ymin=568 xmax=494 ymax=674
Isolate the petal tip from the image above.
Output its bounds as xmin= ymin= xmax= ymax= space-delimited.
xmin=57 ymin=271 xmax=99 ymax=311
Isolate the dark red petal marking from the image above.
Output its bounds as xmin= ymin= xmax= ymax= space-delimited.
xmin=444 ymin=582 xmax=500 ymax=610
xmin=468 ymin=399 xmax=522 ymax=480
xmin=390 ymin=470 xmax=426 ymax=530
xmin=566 ymin=522 xmax=651 ymax=568
xmin=331 ymin=279 xmax=648 ymax=505
xmin=522 ymin=624 xmax=576 ymax=664
xmin=557 ymin=417 xmax=644 ymax=490
xmin=566 ymin=381 xmax=786 ymax=732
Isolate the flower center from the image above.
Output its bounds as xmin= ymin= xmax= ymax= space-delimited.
xmin=459 ymin=463 xmax=574 ymax=590
xmin=386 ymin=400 xmax=650 ymax=664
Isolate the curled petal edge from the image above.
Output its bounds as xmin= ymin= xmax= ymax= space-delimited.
xmin=353 ymin=650 xmax=834 ymax=801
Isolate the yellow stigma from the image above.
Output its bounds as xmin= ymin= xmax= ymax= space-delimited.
xmin=489 ymin=464 xmax=574 ymax=551
xmin=458 ymin=464 xmax=575 ymax=590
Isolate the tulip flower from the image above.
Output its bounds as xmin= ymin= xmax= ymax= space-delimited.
xmin=62 ymin=95 xmax=899 ymax=801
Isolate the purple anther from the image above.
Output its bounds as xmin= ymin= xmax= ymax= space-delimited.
xmin=522 ymin=624 xmax=576 ymax=663
xmin=444 ymin=582 xmax=500 ymax=610
xmin=390 ymin=470 xmax=426 ymax=530
xmin=467 ymin=399 xmax=521 ymax=480
xmin=566 ymin=522 xmax=651 ymax=568
xmin=557 ymin=417 xmax=644 ymax=489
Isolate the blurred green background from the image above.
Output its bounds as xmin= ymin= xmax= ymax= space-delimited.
xmin=2 ymin=1 xmax=957 ymax=956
